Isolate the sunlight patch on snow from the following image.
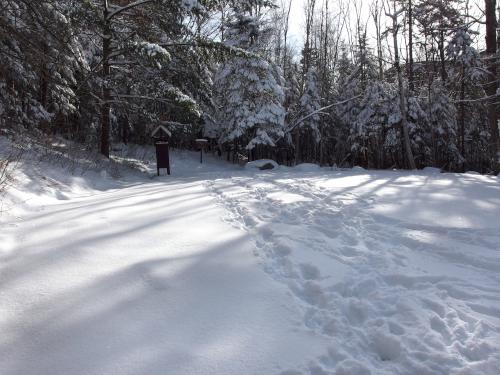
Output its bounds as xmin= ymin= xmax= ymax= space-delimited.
xmin=431 ymin=178 xmax=454 ymax=186
xmin=314 ymin=174 xmax=372 ymax=189
xmin=474 ymin=199 xmax=500 ymax=210
xmin=372 ymin=203 xmax=475 ymax=228
xmin=428 ymin=192 xmax=457 ymax=201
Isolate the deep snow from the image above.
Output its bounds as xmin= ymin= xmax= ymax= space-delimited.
xmin=209 ymin=168 xmax=500 ymax=374
xmin=1 ymin=138 xmax=500 ymax=375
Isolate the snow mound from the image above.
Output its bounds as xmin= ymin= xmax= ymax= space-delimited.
xmin=352 ymin=166 xmax=365 ymax=172
xmin=294 ymin=163 xmax=320 ymax=171
xmin=422 ymin=166 xmax=441 ymax=174
xmin=245 ymin=159 xmax=279 ymax=170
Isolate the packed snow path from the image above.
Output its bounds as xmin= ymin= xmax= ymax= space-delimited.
xmin=1 ymin=155 xmax=500 ymax=374
xmin=0 ymin=178 xmax=325 ymax=375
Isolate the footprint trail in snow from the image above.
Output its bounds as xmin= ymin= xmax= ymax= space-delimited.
xmin=207 ymin=169 xmax=500 ymax=375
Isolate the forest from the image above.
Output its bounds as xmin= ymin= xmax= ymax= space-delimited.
xmin=1 ymin=0 xmax=499 ymax=173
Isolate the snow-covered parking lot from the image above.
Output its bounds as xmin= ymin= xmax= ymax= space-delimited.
xmin=1 ymin=151 xmax=500 ymax=375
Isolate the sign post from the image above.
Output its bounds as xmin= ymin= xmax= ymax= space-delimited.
xmin=196 ymin=138 xmax=208 ymax=164
xmin=152 ymin=125 xmax=172 ymax=176
xmin=154 ymin=141 xmax=170 ymax=176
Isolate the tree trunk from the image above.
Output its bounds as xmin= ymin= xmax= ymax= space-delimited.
xmin=391 ymin=6 xmax=416 ymax=169
xmin=485 ymin=0 xmax=499 ymax=169
xmin=459 ymin=65 xmax=465 ymax=159
xmin=294 ymin=128 xmax=300 ymax=165
xmin=302 ymin=0 xmax=316 ymax=79
xmin=100 ymin=4 xmax=111 ymax=158
xmin=438 ymin=29 xmax=447 ymax=82
xmin=408 ymin=0 xmax=414 ymax=91
xmin=282 ymin=0 xmax=291 ymax=78
xmin=373 ymin=5 xmax=384 ymax=80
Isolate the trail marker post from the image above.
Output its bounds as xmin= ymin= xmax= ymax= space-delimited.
xmin=196 ymin=138 xmax=208 ymax=164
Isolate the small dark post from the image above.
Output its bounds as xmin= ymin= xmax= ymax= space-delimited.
xmin=196 ymin=139 xmax=208 ymax=164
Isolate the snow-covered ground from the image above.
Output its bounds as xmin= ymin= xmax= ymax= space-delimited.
xmin=1 ymin=138 xmax=500 ymax=374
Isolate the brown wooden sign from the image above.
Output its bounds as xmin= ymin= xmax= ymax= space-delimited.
xmin=155 ymin=141 xmax=170 ymax=176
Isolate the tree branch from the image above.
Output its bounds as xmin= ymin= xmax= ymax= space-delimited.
xmin=107 ymin=0 xmax=157 ymax=21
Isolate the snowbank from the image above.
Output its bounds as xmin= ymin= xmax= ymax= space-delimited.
xmin=294 ymin=163 xmax=320 ymax=172
xmin=422 ymin=166 xmax=442 ymax=174
xmin=245 ymin=159 xmax=279 ymax=170
xmin=351 ymin=165 xmax=366 ymax=172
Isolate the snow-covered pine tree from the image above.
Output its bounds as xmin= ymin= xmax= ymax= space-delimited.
xmin=0 ymin=0 xmax=82 ymax=131
xmin=350 ymin=81 xmax=399 ymax=168
xmin=297 ymin=67 xmax=321 ymax=143
xmin=446 ymin=26 xmax=484 ymax=167
xmin=212 ymin=1 xmax=286 ymax=158
xmin=406 ymin=95 xmax=430 ymax=167
xmin=333 ymin=46 xmax=363 ymax=166
xmin=425 ymin=82 xmax=461 ymax=169
xmin=414 ymin=0 xmax=462 ymax=83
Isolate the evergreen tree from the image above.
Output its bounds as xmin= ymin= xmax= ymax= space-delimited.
xmin=297 ymin=67 xmax=321 ymax=143
xmin=446 ymin=27 xmax=483 ymax=162
xmin=0 ymin=1 xmax=83 ymax=131
xmin=213 ymin=1 xmax=286 ymax=154
xmin=426 ymin=82 xmax=461 ymax=168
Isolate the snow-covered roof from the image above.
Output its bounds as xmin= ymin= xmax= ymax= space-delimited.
xmin=152 ymin=124 xmax=171 ymax=138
